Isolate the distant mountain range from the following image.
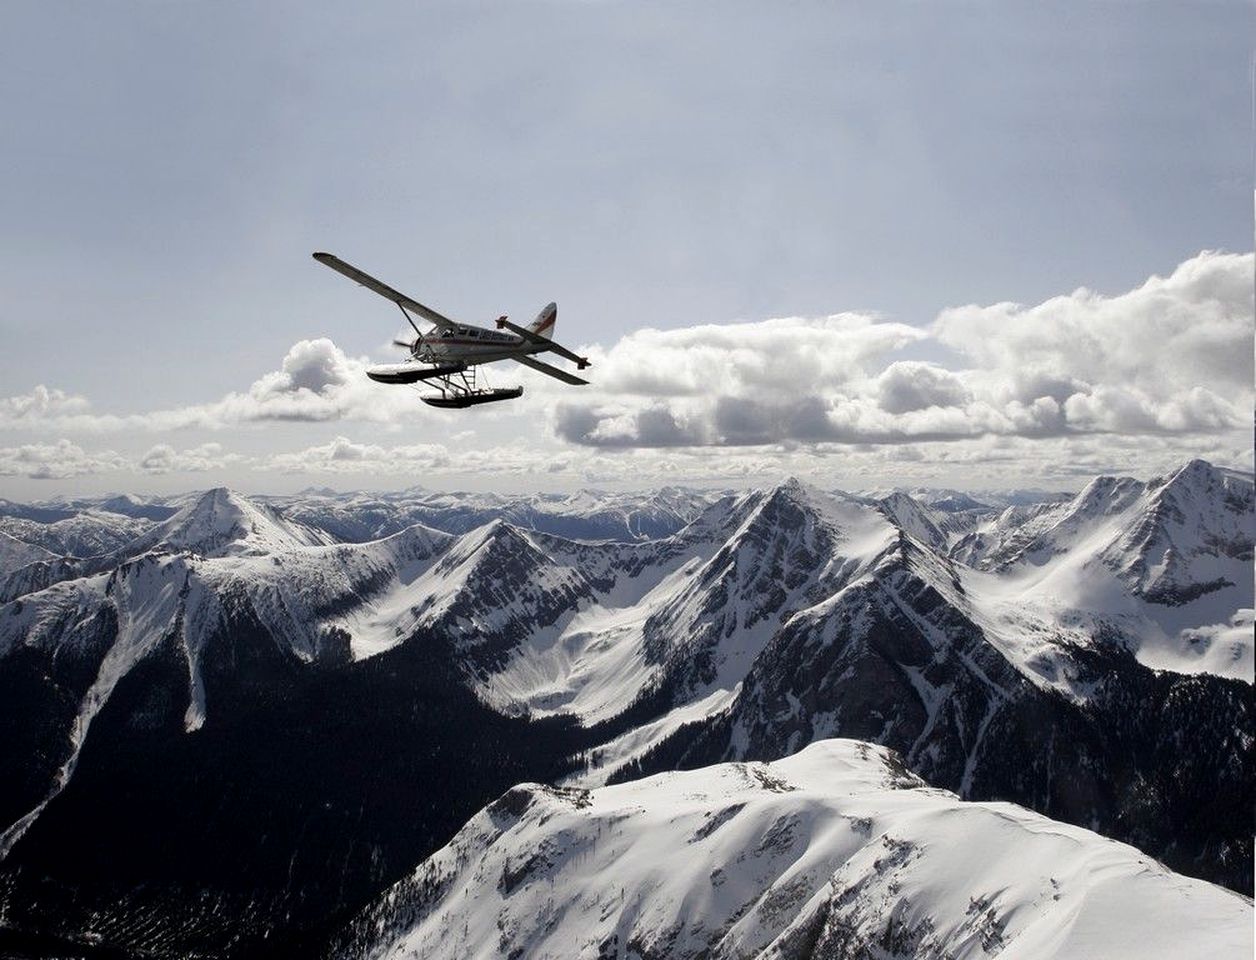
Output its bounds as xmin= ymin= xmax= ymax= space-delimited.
xmin=0 ymin=460 xmax=1250 ymax=957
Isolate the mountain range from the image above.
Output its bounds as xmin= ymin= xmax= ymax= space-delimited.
xmin=333 ymin=740 xmax=1250 ymax=960
xmin=0 ymin=460 xmax=1250 ymax=957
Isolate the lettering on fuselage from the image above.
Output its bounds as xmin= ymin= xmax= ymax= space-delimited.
xmin=418 ymin=326 xmax=525 ymax=364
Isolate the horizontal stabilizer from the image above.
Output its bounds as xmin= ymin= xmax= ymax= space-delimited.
xmin=512 ymin=354 xmax=589 ymax=385
xmin=496 ymin=317 xmax=590 ymax=369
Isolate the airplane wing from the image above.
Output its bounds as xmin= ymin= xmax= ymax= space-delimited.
xmin=313 ymin=252 xmax=457 ymax=332
xmin=511 ymin=354 xmax=589 ymax=385
xmin=496 ymin=317 xmax=590 ymax=369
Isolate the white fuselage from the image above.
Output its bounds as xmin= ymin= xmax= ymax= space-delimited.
xmin=416 ymin=323 xmax=533 ymax=365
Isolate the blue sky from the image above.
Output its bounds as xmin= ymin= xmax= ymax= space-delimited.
xmin=0 ymin=1 xmax=1252 ymax=496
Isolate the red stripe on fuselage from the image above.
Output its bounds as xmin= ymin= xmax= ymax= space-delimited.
xmin=429 ymin=338 xmax=520 ymax=346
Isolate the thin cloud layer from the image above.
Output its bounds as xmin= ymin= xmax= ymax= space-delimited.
xmin=3 ymin=428 xmax=1250 ymax=489
xmin=267 ymin=436 xmax=454 ymax=475
xmin=263 ymin=436 xmax=633 ymax=482
xmin=260 ymin=436 xmax=807 ymax=485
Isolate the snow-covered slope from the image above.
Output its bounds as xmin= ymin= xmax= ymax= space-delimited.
xmin=343 ymin=519 xmax=598 ymax=669
xmin=953 ymin=460 xmax=1254 ymax=680
xmin=334 ymin=739 xmax=1252 ymax=960
xmin=466 ymin=492 xmax=758 ymax=721
xmin=92 ymin=493 xmax=179 ymax=521
xmin=0 ymin=521 xmax=458 ymax=859
xmin=0 ymin=531 xmax=56 ymax=569
xmin=1106 ymin=460 xmax=1253 ymax=602
xmin=0 ymin=509 xmax=153 ymax=559
xmin=558 ymin=476 xmax=1253 ymax=895
xmin=0 ymin=518 xmax=456 ymax=712
xmin=476 ymin=482 xmax=899 ymax=724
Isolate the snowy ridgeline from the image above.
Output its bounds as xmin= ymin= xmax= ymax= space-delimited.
xmin=334 ymin=740 xmax=1252 ymax=960
xmin=0 ymin=484 xmax=719 ymax=552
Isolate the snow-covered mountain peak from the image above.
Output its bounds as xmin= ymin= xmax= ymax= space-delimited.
xmin=1145 ymin=457 xmax=1253 ymax=518
xmin=875 ymin=490 xmax=949 ymax=552
xmin=771 ymin=474 xmax=808 ymax=496
xmin=944 ymin=458 xmax=1255 ymax=680
xmin=435 ymin=517 xmax=534 ymax=569
xmin=738 ymin=478 xmax=876 ymax=541
xmin=757 ymin=476 xmax=855 ymax=518
xmin=1108 ymin=458 xmax=1253 ymax=607
xmin=1064 ymin=472 xmax=1145 ymax=521
xmin=93 ymin=493 xmax=176 ymax=521
xmin=1156 ymin=456 xmax=1229 ymax=488
xmin=370 ymin=520 xmax=456 ymax=561
xmin=419 ymin=520 xmax=553 ymax=603
xmin=134 ymin=487 xmax=334 ymax=558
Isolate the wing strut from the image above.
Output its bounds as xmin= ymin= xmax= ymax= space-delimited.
xmin=396 ymin=302 xmax=421 ymax=338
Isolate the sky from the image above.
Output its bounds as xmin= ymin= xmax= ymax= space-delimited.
xmin=1 ymin=0 xmax=1252 ymax=498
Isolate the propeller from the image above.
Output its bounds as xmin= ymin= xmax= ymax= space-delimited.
xmin=393 ymin=338 xmax=415 ymax=350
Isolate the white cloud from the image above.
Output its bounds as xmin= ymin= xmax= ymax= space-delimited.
xmin=139 ymin=442 xmax=242 ymax=474
xmin=555 ymin=250 xmax=1254 ymax=449
xmin=0 ymin=439 xmax=127 ymax=479
xmin=2 ymin=426 xmax=1250 ymax=493
xmin=934 ymin=251 xmax=1253 ymax=397
xmin=567 ymin=313 xmax=926 ymax=398
xmin=0 ymin=386 xmax=91 ymax=422
xmin=0 ymin=440 xmax=245 ymax=480
xmin=935 ymin=250 xmax=1253 ymax=437
xmin=875 ymin=361 xmax=970 ymax=414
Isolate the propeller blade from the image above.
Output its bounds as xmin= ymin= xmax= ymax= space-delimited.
xmin=393 ymin=339 xmax=415 ymax=349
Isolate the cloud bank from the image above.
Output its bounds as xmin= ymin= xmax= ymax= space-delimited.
xmin=553 ymin=251 xmax=1253 ymax=448
xmin=0 ymin=251 xmax=1250 ymax=490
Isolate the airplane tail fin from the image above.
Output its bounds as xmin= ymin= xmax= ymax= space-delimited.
xmin=528 ymin=302 xmax=557 ymax=339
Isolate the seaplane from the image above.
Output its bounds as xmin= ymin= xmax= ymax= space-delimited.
xmin=312 ymin=252 xmax=590 ymax=408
